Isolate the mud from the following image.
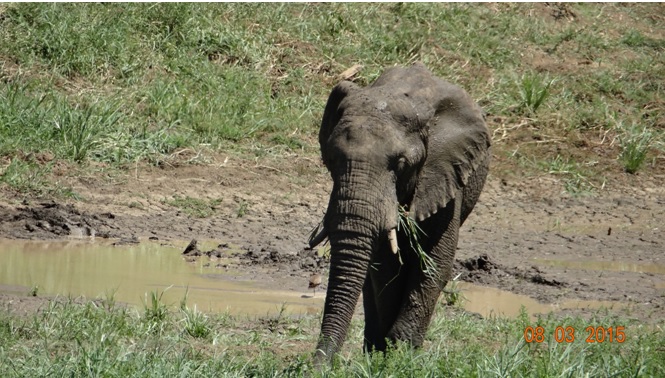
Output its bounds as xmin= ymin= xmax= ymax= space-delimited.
xmin=0 ymin=157 xmax=663 ymax=322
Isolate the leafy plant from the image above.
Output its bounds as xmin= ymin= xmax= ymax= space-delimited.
xmin=0 ymin=294 xmax=663 ymax=376
xmin=0 ymin=159 xmax=50 ymax=196
xmin=477 ymin=339 xmax=529 ymax=377
xmin=101 ymin=289 xmax=118 ymax=311
xmin=621 ymin=29 xmax=664 ymax=49
xmin=180 ymin=308 xmax=211 ymax=339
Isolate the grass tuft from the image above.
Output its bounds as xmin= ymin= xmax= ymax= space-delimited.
xmin=162 ymin=195 xmax=222 ymax=218
xmin=53 ymin=101 xmax=123 ymax=163
xmin=617 ymin=122 xmax=656 ymax=174
xmin=543 ymin=155 xmax=597 ymax=195
xmin=179 ymin=303 xmax=211 ymax=340
xmin=236 ymin=200 xmax=250 ymax=218
xmin=142 ymin=288 xmax=170 ymax=325
xmin=442 ymin=275 xmax=466 ymax=306
xmin=518 ymin=73 xmax=553 ymax=115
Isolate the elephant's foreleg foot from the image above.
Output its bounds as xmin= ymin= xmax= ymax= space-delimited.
xmin=362 ymin=278 xmax=388 ymax=353
xmin=385 ymin=301 xmax=430 ymax=348
xmin=363 ymin=336 xmax=388 ymax=353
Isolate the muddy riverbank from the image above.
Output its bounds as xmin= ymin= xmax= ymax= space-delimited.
xmin=1 ymin=157 xmax=663 ymax=321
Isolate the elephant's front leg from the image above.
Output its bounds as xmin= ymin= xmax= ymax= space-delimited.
xmin=362 ymin=277 xmax=385 ymax=352
xmin=363 ymin=248 xmax=408 ymax=352
xmin=387 ymin=197 xmax=462 ymax=346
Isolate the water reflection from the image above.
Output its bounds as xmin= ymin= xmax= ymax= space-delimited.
xmin=0 ymin=239 xmax=322 ymax=315
xmin=0 ymin=239 xmax=628 ymax=318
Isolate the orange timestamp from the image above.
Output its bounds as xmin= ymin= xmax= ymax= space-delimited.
xmin=523 ymin=326 xmax=626 ymax=343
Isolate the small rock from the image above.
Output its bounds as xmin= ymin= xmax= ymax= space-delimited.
xmin=113 ymin=235 xmax=140 ymax=246
xmin=182 ymin=239 xmax=201 ymax=256
xmin=302 ymin=257 xmax=316 ymax=269
xmin=37 ymin=221 xmax=51 ymax=231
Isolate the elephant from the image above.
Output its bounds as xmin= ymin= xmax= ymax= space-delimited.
xmin=308 ymin=62 xmax=491 ymax=365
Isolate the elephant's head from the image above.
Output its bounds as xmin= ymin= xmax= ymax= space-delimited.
xmin=310 ymin=63 xmax=490 ymax=364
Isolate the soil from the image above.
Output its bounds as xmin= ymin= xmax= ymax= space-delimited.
xmin=1 ymin=152 xmax=664 ymax=323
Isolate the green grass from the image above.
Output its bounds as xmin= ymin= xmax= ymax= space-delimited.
xmin=0 ymin=158 xmax=78 ymax=198
xmin=236 ymin=200 xmax=250 ymax=218
xmin=541 ymin=155 xmax=598 ymax=195
xmin=517 ymin=73 xmax=553 ymax=115
xmin=0 ymin=3 xmax=662 ymax=196
xmin=162 ymin=195 xmax=222 ymax=218
xmin=398 ymin=206 xmax=437 ymax=275
xmin=617 ymin=122 xmax=657 ymax=174
xmin=442 ymin=276 xmax=466 ymax=307
xmin=0 ymin=296 xmax=663 ymax=377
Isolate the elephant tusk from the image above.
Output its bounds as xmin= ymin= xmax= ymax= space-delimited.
xmin=308 ymin=224 xmax=328 ymax=248
xmin=388 ymin=228 xmax=399 ymax=254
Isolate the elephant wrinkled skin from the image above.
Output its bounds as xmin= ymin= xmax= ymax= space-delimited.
xmin=310 ymin=62 xmax=491 ymax=365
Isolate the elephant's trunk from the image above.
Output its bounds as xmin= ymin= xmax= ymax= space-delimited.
xmin=314 ymin=212 xmax=374 ymax=364
xmin=314 ymin=161 xmax=396 ymax=365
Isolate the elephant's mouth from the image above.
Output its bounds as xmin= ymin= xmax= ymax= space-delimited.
xmin=308 ymin=218 xmax=400 ymax=254
xmin=309 ymin=157 xmax=406 ymax=255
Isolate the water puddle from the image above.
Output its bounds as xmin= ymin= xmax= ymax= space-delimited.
xmin=0 ymin=239 xmax=322 ymax=316
xmin=534 ymin=258 xmax=665 ymax=275
xmin=0 ymin=239 xmax=626 ymax=319
xmin=458 ymin=282 xmax=622 ymax=318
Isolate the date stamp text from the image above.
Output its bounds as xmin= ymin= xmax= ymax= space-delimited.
xmin=523 ymin=326 xmax=626 ymax=343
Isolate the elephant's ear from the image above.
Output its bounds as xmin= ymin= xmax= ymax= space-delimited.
xmin=409 ymin=83 xmax=491 ymax=222
xmin=319 ymin=81 xmax=359 ymax=163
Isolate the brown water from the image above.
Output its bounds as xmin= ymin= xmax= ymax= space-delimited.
xmin=534 ymin=258 xmax=665 ymax=275
xmin=458 ymin=283 xmax=622 ymax=318
xmin=0 ymin=239 xmax=322 ymax=315
xmin=0 ymin=239 xmax=625 ymax=318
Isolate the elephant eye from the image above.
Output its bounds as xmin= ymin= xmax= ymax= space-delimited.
xmin=394 ymin=156 xmax=407 ymax=172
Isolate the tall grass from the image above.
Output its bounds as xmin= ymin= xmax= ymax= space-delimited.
xmin=0 ymin=296 xmax=663 ymax=377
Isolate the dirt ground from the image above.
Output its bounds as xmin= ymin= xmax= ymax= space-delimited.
xmin=1 ymin=152 xmax=664 ymax=322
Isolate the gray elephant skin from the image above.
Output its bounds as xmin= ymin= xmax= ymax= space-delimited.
xmin=309 ymin=62 xmax=491 ymax=365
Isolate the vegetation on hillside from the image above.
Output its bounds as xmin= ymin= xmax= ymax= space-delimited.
xmin=0 ymin=3 xmax=663 ymax=197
